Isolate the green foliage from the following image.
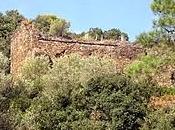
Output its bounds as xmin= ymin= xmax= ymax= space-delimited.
xmin=160 ymin=87 xmax=175 ymax=95
xmin=34 ymin=15 xmax=70 ymax=37
xmin=0 ymin=52 xmax=9 ymax=74
xmin=17 ymin=74 xmax=159 ymax=130
xmin=0 ymin=74 xmax=12 ymax=112
xmin=125 ymin=55 xmax=162 ymax=78
xmin=82 ymin=75 xmax=159 ymax=130
xmin=0 ymin=74 xmax=14 ymax=130
xmin=49 ymin=18 xmax=69 ymax=36
xmin=1 ymin=8 xmax=175 ymax=130
xmin=20 ymin=56 xmax=50 ymax=81
xmin=42 ymin=54 xmax=116 ymax=94
xmin=151 ymin=0 xmax=175 ymax=29
xmin=137 ymin=0 xmax=175 ymax=47
xmin=0 ymin=54 xmax=161 ymax=130
xmin=83 ymin=28 xmax=129 ymax=41
xmin=151 ymin=0 xmax=175 ymax=43
xmin=0 ymin=10 xmax=24 ymax=57
xmin=88 ymin=28 xmax=103 ymax=41
xmin=141 ymin=108 xmax=175 ymax=130
xmin=0 ymin=10 xmax=23 ymax=75
xmin=8 ymin=54 xmax=117 ymax=129
xmin=136 ymin=31 xmax=161 ymax=47
xmin=104 ymin=28 xmax=128 ymax=41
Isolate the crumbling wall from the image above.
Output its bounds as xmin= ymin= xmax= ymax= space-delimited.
xmin=11 ymin=21 xmax=38 ymax=78
xmin=10 ymin=21 xmax=143 ymax=78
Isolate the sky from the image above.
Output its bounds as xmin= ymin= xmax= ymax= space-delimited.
xmin=0 ymin=0 xmax=154 ymax=41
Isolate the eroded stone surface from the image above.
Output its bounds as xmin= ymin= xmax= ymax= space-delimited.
xmin=10 ymin=20 xmax=143 ymax=78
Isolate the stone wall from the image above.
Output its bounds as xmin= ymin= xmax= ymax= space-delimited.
xmin=10 ymin=21 xmax=143 ymax=78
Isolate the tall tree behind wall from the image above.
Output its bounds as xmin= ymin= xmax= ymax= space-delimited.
xmin=136 ymin=0 xmax=175 ymax=47
xmin=151 ymin=0 xmax=175 ymax=42
xmin=34 ymin=15 xmax=70 ymax=37
xmin=103 ymin=28 xmax=129 ymax=41
xmin=0 ymin=10 xmax=24 ymax=58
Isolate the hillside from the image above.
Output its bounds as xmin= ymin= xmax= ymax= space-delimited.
xmin=1 ymin=0 xmax=175 ymax=129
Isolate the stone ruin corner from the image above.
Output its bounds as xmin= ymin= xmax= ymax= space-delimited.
xmin=10 ymin=20 xmax=143 ymax=78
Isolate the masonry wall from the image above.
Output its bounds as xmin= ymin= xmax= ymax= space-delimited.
xmin=10 ymin=21 xmax=143 ymax=78
xmin=11 ymin=21 xmax=38 ymax=78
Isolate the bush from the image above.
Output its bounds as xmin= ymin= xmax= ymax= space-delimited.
xmin=125 ymin=55 xmax=162 ymax=80
xmin=4 ymin=54 xmax=162 ymax=130
xmin=42 ymin=54 xmax=117 ymax=98
xmin=0 ymin=52 xmax=9 ymax=74
xmin=0 ymin=73 xmax=15 ymax=130
xmin=82 ymin=74 xmax=160 ymax=130
xmin=19 ymin=74 xmax=160 ymax=130
xmin=124 ymin=45 xmax=175 ymax=85
xmin=141 ymin=108 xmax=175 ymax=130
xmin=20 ymin=56 xmax=50 ymax=81
xmin=0 ymin=113 xmax=13 ymax=130
xmin=0 ymin=59 xmax=167 ymax=129
xmin=136 ymin=31 xmax=159 ymax=47
xmin=8 ymin=54 xmax=117 ymax=129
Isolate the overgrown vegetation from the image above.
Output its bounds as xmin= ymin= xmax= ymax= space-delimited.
xmin=1 ymin=0 xmax=175 ymax=129
xmin=141 ymin=108 xmax=175 ymax=130
xmin=0 ymin=54 xmax=162 ymax=130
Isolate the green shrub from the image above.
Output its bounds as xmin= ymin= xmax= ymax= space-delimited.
xmin=136 ymin=31 xmax=168 ymax=48
xmin=0 ymin=74 xmax=16 ymax=130
xmin=42 ymin=54 xmax=117 ymax=98
xmin=19 ymin=74 xmax=160 ymax=130
xmin=141 ymin=108 xmax=175 ymax=130
xmin=136 ymin=31 xmax=159 ymax=47
xmin=83 ymin=74 xmax=160 ymax=130
xmin=8 ymin=54 xmax=117 ymax=129
xmin=0 ymin=52 xmax=9 ymax=74
xmin=5 ymin=54 xmax=162 ymax=130
xmin=159 ymin=87 xmax=175 ymax=95
xmin=125 ymin=55 xmax=162 ymax=79
xmin=20 ymin=56 xmax=50 ymax=81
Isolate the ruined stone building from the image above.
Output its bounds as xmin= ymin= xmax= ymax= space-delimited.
xmin=10 ymin=21 xmax=143 ymax=78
